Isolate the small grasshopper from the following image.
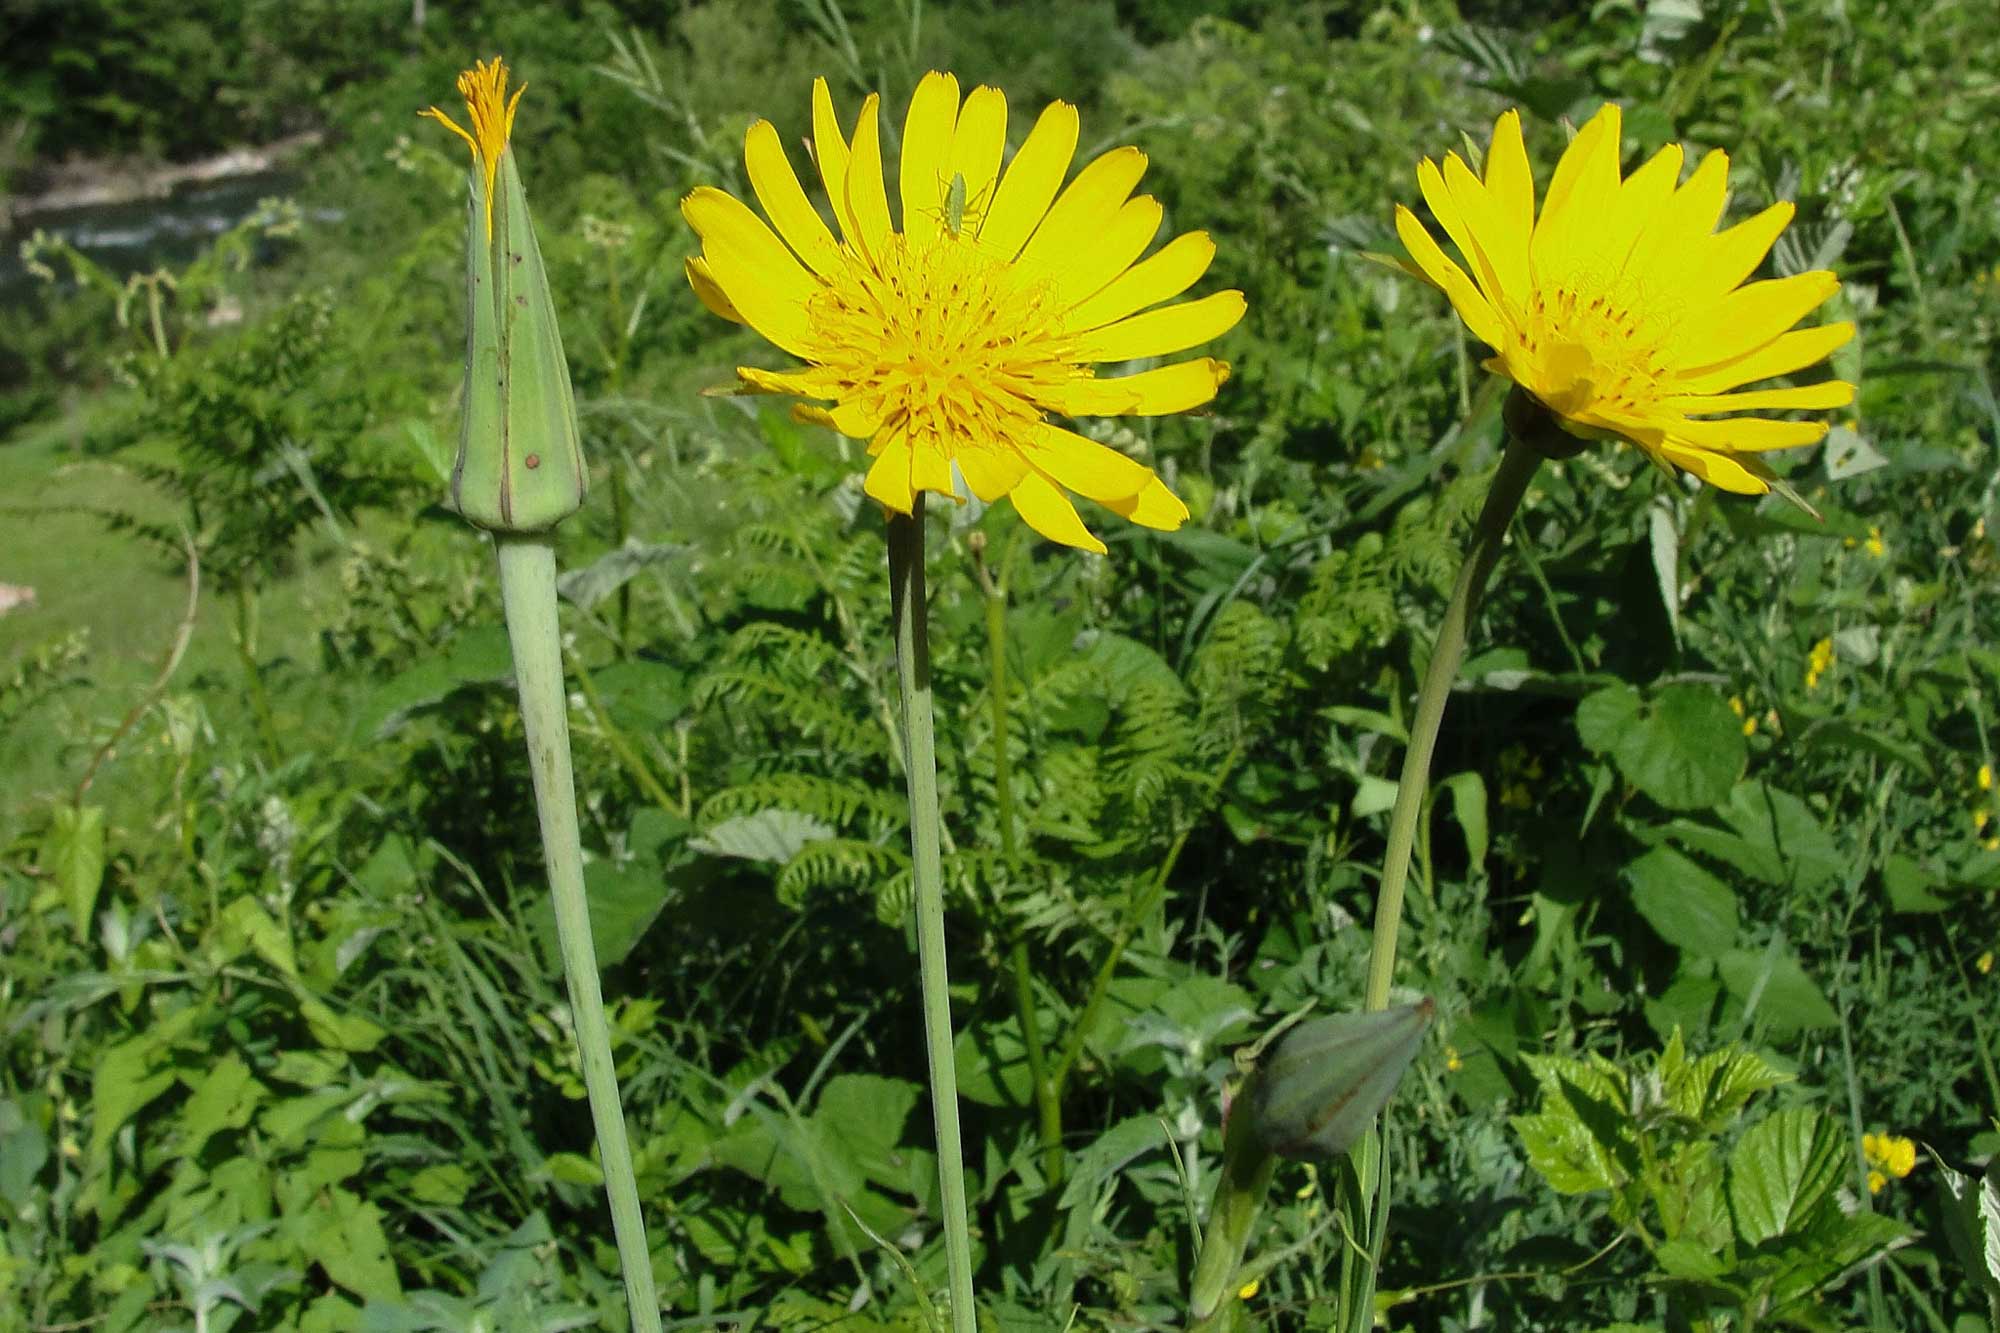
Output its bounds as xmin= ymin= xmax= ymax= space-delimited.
xmin=934 ymin=171 xmax=993 ymax=240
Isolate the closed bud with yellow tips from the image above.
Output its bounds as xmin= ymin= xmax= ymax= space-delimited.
xmin=425 ymin=58 xmax=584 ymax=533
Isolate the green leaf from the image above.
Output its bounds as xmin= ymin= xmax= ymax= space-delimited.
xmin=1727 ymin=1107 xmax=1844 ymax=1246
xmin=1881 ymin=853 xmax=1950 ymax=913
xmin=527 ymin=856 xmax=676 ymax=970
xmin=218 ymin=896 xmax=298 ymax=978
xmin=543 ymin=1151 xmax=604 ymax=1187
xmin=178 ymin=1053 xmax=264 ymax=1158
xmin=299 ymin=1187 xmax=402 ymax=1300
xmin=1625 ymin=847 xmax=1738 ymax=956
xmin=1578 ymin=683 xmax=1746 ymax=811
xmin=692 ymin=809 xmax=834 ymax=863
xmin=85 ymin=1005 xmax=202 ymax=1215
xmin=298 ymin=998 xmax=387 ymax=1054
xmin=1933 ymin=1151 xmax=2000 ymax=1325
xmin=407 ymin=1163 xmax=472 ymax=1206
xmin=557 ymin=540 xmax=686 ymax=611
xmin=1717 ymin=944 xmax=1839 ymax=1036
xmin=1442 ymin=770 xmax=1489 ymax=868
xmin=814 ymin=1074 xmax=920 ymax=1192
xmin=0 ymin=1099 xmax=49 ymax=1209
xmin=41 ymin=804 xmax=106 ymax=940
xmin=590 ymin=656 xmax=693 ymax=733
xmin=1513 ymin=1111 xmax=1627 ymax=1195
xmin=348 ymin=625 xmax=513 ymax=742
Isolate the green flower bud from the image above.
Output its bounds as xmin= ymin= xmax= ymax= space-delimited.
xmin=1248 ymin=999 xmax=1434 ymax=1160
xmin=425 ymin=58 xmax=585 ymax=533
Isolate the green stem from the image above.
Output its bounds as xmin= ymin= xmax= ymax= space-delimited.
xmin=1362 ymin=435 xmax=1540 ymax=1012
xmin=886 ymin=502 xmax=978 ymax=1333
xmin=976 ymin=538 xmax=1063 ymax=1184
xmin=232 ymin=580 xmax=280 ymax=757
xmin=495 ymin=535 xmax=662 ymax=1333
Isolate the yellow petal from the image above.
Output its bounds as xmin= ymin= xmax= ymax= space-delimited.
xmin=793 ymin=398 xmax=880 ymax=438
xmin=1104 ymin=474 xmax=1190 ymax=530
xmin=1661 ymin=380 xmax=1853 ymax=414
xmin=1418 ymin=157 xmax=1488 ymax=298
xmin=1602 ymin=142 xmax=1683 ymax=275
xmin=1654 ymin=440 xmax=1772 ymax=493
xmin=955 ymin=444 xmax=1028 ymax=501
xmin=843 ymin=94 xmax=893 ymax=264
xmin=1666 ymin=270 xmax=1840 ymax=366
xmin=947 ymin=85 xmax=1008 ymax=220
xmin=1016 ymin=146 xmax=1148 ymax=278
xmin=1676 ymin=321 xmax=1854 ymax=393
xmin=1042 ymin=196 xmax=1162 ymax=308
xmin=1532 ymin=103 xmax=1622 ymax=285
xmin=684 ymin=256 xmax=744 ymax=324
xmin=1669 ymin=416 xmax=1828 ymax=452
xmin=1624 ymin=148 xmax=1728 ymax=284
xmin=1395 ymin=205 xmax=1507 ymax=350
xmin=811 ymin=77 xmax=852 ymax=237
xmin=1022 ymin=421 xmax=1154 ymax=503
xmin=1034 ymin=358 xmax=1228 ymax=417
xmin=1009 ymin=468 xmax=1106 ymax=554
xmin=898 ymin=71 xmax=961 ymax=247
xmin=681 ymin=187 xmax=818 ymax=357
xmin=1482 ymin=110 xmax=1535 ymax=246
xmin=736 ymin=365 xmax=839 ymax=397
xmin=981 ymin=99 xmax=1080 ymax=261
xmin=1441 ymin=152 xmax=1529 ymax=313
xmin=1690 ymin=201 xmax=1794 ymax=301
xmin=864 ymin=430 xmax=915 ymax=513
xmin=1064 ymin=230 xmax=1215 ymax=331
xmin=1070 ymin=290 xmax=1245 ymax=363
xmin=907 ymin=433 xmax=954 ymax=497
xmin=745 ymin=119 xmax=843 ymax=277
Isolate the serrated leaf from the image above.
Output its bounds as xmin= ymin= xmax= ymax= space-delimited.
xmin=1513 ymin=1111 xmax=1627 ymax=1194
xmin=1934 ymin=1152 xmax=2000 ymax=1324
xmin=692 ymin=809 xmax=834 ymax=863
xmin=349 ymin=625 xmax=513 ymax=742
xmin=1727 ymin=1107 xmax=1844 ymax=1246
xmin=42 ymin=804 xmax=106 ymax=941
xmin=1718 ymin=944 xmax=1839 ymax=1036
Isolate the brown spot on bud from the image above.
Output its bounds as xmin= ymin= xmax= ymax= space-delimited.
xmin=525 ymin=453 xmax=542 ymax=469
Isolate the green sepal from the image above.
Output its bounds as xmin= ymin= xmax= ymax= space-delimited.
xmin=453 ymin=145 xmax=585 ymax=533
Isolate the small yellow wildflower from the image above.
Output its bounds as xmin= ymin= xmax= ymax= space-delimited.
xmin=1446 ymin=1046 xmax=1464 ymax=1073
xmin=1975 ymin=808 xmax=1990 ymax=834
xmin=1805 ymin=637 xmax=1835 ymax=690
xmin=681 ymin=73 xmax=1245 ymax=553
xmin=1978 ymin=950 xmax=1994 ymax=975
xmin=1984 ymin=837 xmax=1998 ymax=852
xmin=1729 ymin=695 xmax=1746 ymax=716
xmin=1863 ymin=1132 xmax=1918 ymax=1194
xmin=1237 ymin=1279 xmax=1261 ymax=1301
xmin=1980 ymin=763 xmax=1993 ymax=791
xmin=1396 ymin=105 xmax=1852 ymax=494
xmin=1865 ymin=525 xmax=1885 ymax=558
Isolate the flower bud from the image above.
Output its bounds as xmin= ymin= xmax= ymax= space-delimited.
xmin=1248 ymin=999 xmax=1434 ymax=1160
xmin=424 ymin=58 xmax=585 ymax=533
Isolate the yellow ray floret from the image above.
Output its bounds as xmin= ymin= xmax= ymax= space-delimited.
xmin=1397 ymin=104 xmax=1855 ymax=496
xmin=680 ymin=71 xmax=1246 ymax=554
xmin=422 ymin=56 xmax=526 ymax=240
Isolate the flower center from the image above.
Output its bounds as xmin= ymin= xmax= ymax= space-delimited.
xmin=1514 ymin=283 xmax=1672 ymax=423
xmin=808 ymin=232 xmax=1075 ymax=456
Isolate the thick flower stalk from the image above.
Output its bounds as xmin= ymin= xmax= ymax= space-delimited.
xmin=1396 ymin=103 xmax=1854 ymax=494
xmin=681 ymin=71 xmax=1245 ymax=552
xmin=427 ymin=58 xmax=661 ymax=1333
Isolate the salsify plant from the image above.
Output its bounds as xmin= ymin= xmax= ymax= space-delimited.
xmin=425 ymin=58 xmax=662 ymax=1333
xmin=683 ymin=71 xmax=1245 ymax=1331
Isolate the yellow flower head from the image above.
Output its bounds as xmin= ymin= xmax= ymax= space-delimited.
xmin=1980 ymin=763 xmax=1993 ymax=792
xmin=422 ymin=57 xmax=526 ymax=241
xmin=1397 ymin=105 xmax=1854 ymax=494
xmin=1862 ymin=1131 xmax=1918 ymax=1185
xmin=681 ymin=73 xmax=1245 ymax=553
xmin=1979 ymin=949 xmax=1994 ymax=975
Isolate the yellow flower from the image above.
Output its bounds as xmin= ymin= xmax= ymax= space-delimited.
xmin=1446 ymin=1045 xmax=1464 ymax=1073
xmin=1980 ymin=763 xmax=1993 ymax=791
xmin=1863 ymin=1132 xmax=1918 ymax=1187
xmin=1864 ymin=525 xmax=1885 ymax=557
xmin=1396 ymin=105 xmax=1853 ymax=494
xmin=1979 ymin=950 xmax=1994 ymax=975
xmin=1237 ymin=1279 xmax=1260 ymax=1301
xmin=1975 ymin=809 xmax=1990 ymax=834
xmin=681 ymin=73 xmax=1245 ymax=554
xmin=422 ymin=57 xmax=525 ymax=243
xmin=1805 ymin=636 xmax=1835 ymax=690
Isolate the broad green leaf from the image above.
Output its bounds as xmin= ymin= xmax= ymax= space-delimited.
xmin=407 ymin=1163 xmax=471 ymax=1206
xmin=1881 ymin=853 xmax=1950 ymax=913
xmin=1057 ymin=1114 xmax=1167 ymax=1211
xmin=217 ymin=895 xmax=298 ymax=979
xmin=1609 ymin=683 xmax=1747 ymax=810
xmin=299 ymin=998 xmax=387 ymax=1054
xmin=1624 ymin=847 xmax=1738 ymax=956
xmin=1718 ymin=945 xmax=1839 ymax=1036
xmin=85 ymin=1005 xmax=202 ymax=1214
xmin=0 ymin=1099 xmax=49 ymax=1209
xmin=1727 ymin=1106 xmax=1844 ymax=1246
xmin=691 ymin=809 xmax=834 ymax=863
xmin=302 ymin=1187 xmax=402 ymax=1300
xmin=814 ymin=1074 xmax=919 ymax=1191
xmin=542 ymin=1151 xmax=604 ymax=1186
xmin=178 ymin=1053 xmax=263 ymax=1158
xmin=1766 ymin=1209 xmax=1910 ymax=1310
xmin=348 ymin=625 xmax=513 ymax=742
xmin=1933 ymin=1151 xmax=2000 ymax=1325
xmin=590 ymin=656 xmax=693 ymax=733
xmin=41 ymin=804 xmax=106 ymax=940
xmin=556 ymin=539 xmax=685 ymax=611
xmin=1513 ymin=1111 xmax=1627 ymax=1194
xmin=952 ymin=1015 xmax=1035 ymax=1108
xmin=527 ymin=856 xmax=676 ymax=969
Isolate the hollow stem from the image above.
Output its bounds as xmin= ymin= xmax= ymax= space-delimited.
xmin=495 ymin=534 xmax=662 ymax=1333
xmin=886 ymin=501 xmax=978 ymax=1333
